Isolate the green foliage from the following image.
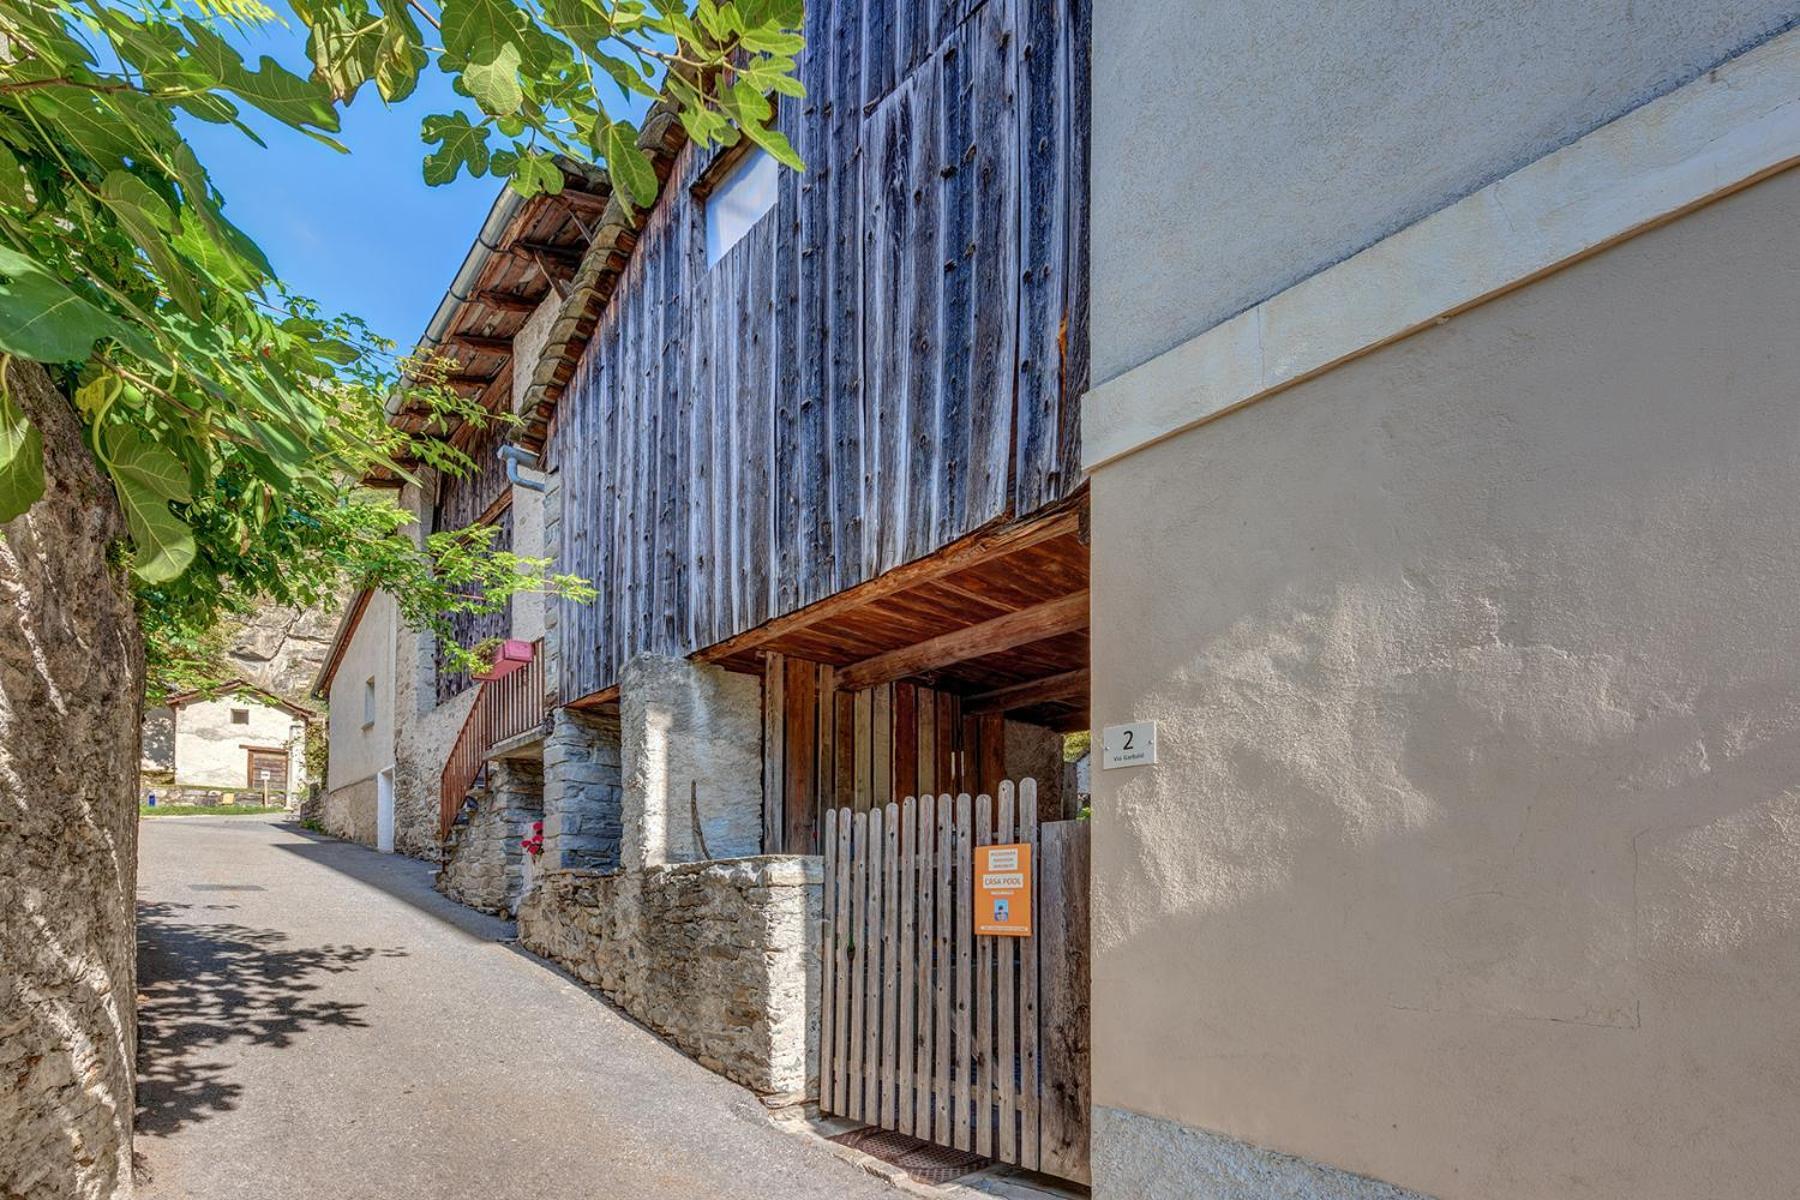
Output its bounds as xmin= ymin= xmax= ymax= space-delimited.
xmin=290 ymin=0 xmax=809 ymax=201
xmin=0 ymin=0 xmax=800 ymax=698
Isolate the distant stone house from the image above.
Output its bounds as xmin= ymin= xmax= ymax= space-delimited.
xmin=141 ymin=680 xmax=311 ymax=802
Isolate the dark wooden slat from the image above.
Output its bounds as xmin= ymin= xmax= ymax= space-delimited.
xmin=476 ymin=289 xmax=544 ymax=313
xmin=449 ymin=332 xmax=516 ymax=355
xmin=964 ymin=668 xmax=1090 ymax=715
xmin=763 ymin=651 xmax=786 ymax=852
xmin=1038 ymin=820 xmax=1091 ymax=1183
xmin=784 ymin=655 xmax=818 ymax=852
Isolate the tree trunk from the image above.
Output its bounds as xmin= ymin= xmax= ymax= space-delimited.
xmin=0 ymin=359 xmax=143 ymax=1200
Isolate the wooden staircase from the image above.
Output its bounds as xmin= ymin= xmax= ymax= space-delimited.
xmin=440 ymin=639 xmax=547 ymax=840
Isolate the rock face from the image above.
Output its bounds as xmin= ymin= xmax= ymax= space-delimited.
xmin=223 ymin=600 xmax=342 ymax=702
xmin=519 ymin=857 xmax=822 ymax=1099
xmin=0 ymin=361 xmax=142 ymax=1200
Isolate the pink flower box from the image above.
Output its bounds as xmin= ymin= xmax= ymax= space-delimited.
xmin=473 ymin=638 xmax=535 ymax=681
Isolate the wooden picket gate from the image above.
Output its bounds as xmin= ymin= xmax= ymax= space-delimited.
xmin=818 ymin=780 xmax=1091 ymax=1183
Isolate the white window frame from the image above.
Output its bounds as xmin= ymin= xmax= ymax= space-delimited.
xmin=704 ymin=146 xmax=779 ymax=267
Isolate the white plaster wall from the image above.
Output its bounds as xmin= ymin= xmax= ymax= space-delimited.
xmin=325 ymin=590 xmax=396 ymax=793
xmin=1087 ymin=170 xmax=1800 ymax=1199
xmin=1090 ymin=0 xmax=1800 ymax=385
xmin=172 ymin=696 xmax=303 ymax=790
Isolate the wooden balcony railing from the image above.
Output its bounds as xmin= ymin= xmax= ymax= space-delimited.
xmin=440 ymin=638 xmax=547 ymax=840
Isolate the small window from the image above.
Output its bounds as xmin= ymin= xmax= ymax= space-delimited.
xmin=362 ymin=678 xmax=377 ymax=728
xmin=230 ymin=708 xmax=250 ymax=725
xmin=704 ymin=147 xmax=779 ymax=267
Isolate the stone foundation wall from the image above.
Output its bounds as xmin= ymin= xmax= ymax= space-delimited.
xmin=0 ymin=361 xmax=142 ymax=1200
xmin=543 ymin=708 xmax=623 ymax=871
xmin=320 ymin=777 xmax=377 ymax=845
xmin=437 ymin=760 xmax=544 ymax=914
xmin=519 ymin=856 xmax=821 ymax=1098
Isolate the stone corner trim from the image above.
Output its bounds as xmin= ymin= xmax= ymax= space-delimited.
xmin=1080 ymin=24 xmax=1800 ymax=472
xmin=1092 ymin=1106 xmax=1435 ymax=1200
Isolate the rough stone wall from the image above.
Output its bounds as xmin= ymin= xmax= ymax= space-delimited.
xmin=437 ymin=760 xmax=544 ymax=914
xmin=1003 ymin=720 xmax=1069 ymax=819
xmin=321 ymin=776 xmax=378 ymax=846
xmin=543 ymin=707 xmax=623 ymax=871
xmin=0 ymin=360 xmax=142 ymax=1200
xmin=140 ymin=704 xmax=174 ymax=770
xmin=619 ymin=654 xmax=763 ymax=866
xmin=390 ymin=479 xmax=476 ymax=859
xmin=224 ymin=600 xmax=344 ymax=701
xmin=519 ymin=857 xmax=822 ymax=1098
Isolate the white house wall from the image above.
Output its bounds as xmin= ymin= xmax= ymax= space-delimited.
xmin=172 ymin=696 xmax=302 ymax=792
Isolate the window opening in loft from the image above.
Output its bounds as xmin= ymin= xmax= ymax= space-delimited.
xmin=363 ymin=678 xmax=377 ymax=727
xmin=705 ymin=147 xmax=779 ymax=267
xmin=230 ymin=708 xmax=250 ymax=725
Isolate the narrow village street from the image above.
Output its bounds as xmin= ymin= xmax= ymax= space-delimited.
xmin=134 ymin=815 xmax=894 ymax=1200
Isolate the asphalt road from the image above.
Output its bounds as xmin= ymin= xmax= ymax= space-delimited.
xmin=135 ymin=814 xmax=892 ymax=1200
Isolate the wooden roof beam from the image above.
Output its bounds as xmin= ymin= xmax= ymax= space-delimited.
xmin=836 ymin=591 xmax=1089 ymax=693
xmin=512 ymin=240 xmax=583 ymax=267
xmin=693 ymin=506 xmax=1083 ymax=666
xmin=476 ymin=290 xmax=542 ymax=313
xmin=963 ymin=668 xmax=1090 ymax=715
xmin=450 ymin=333 xmax=515 ymax=355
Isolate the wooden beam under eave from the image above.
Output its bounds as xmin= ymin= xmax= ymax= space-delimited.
xmin=693 ymin=505 xmax=1084 ymax=667
xmin=477 ymin=290 xmax=542 ymax=313
xmin=451 ymin=333 xmax=515 ymax=355
xmin=567 ymin=684 xmax=620 ymax=709
xmin=963 ymin=668 xmax=1090 ymax=715
xmin=836 ymin=591 xmax=1089 ymax=693
xmin=511 ymin=239 xmax=584 ymax=266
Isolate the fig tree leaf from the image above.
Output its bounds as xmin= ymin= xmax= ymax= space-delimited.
xmin=0 ymin=246 xmax=127 ymax=363
xmin=422 ymin=111 xmax=492 ymax=184
xmin=604 ymin=122 xmax=657 ymax=207
xmin=463 ymin=41 xmax=523 ymax=115
xmin=0 ymin=380 xmax=45 ymax=524
xmin=101 ymin=424 xmax=196 ymax=582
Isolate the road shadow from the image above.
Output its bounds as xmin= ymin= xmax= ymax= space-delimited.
xmin=135 ymin=900 xmax=402 ymax=1137
xmin=273 ymin=828 xmax=517 ymax=944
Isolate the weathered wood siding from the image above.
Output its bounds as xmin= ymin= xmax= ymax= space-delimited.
xmin=434 ymin=502 xmax=514 ymax=704
xmin=549 ymin=0 xmax=1088 ymax=702
xmin=432 ymin=416 xmax=512 ymax=533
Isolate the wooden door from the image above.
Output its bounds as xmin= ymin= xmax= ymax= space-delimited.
xmin=246 ymin=750 xmax=287 ymax=791
xmin=817 ymin=781 xmax=1091 ymax=1183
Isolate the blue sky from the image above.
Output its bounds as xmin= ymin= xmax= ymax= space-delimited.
xmin=180 ymin=21 xmax=506 ymax=349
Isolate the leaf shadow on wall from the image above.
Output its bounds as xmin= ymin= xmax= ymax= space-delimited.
xmin=135 ymin=901 xmax=403 ymax=1137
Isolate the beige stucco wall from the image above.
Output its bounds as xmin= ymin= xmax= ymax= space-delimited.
xmin=173 ymin=695 xmax=304 ymax=792
xmin=325 ymin=590 xmax=396 ymax=795
xmin=1088 ymin=167 xmax=1800 ymax=1199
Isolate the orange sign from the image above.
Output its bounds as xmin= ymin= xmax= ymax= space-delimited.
xmin=974 ymin=843 xmax=1032 ymax=937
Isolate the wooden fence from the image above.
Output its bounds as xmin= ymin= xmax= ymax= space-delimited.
xmin=439 ymin=639 xmax=547 ymax=839
xmin=819 ymin=781 xmax=1091 ymax=1182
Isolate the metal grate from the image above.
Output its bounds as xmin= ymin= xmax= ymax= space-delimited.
xmin=829 ymin=1126 xmax=988 ymax=1184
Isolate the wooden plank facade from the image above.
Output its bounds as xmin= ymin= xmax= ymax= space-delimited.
xmin=546 ymin=0 xmax=1090 ymax=704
